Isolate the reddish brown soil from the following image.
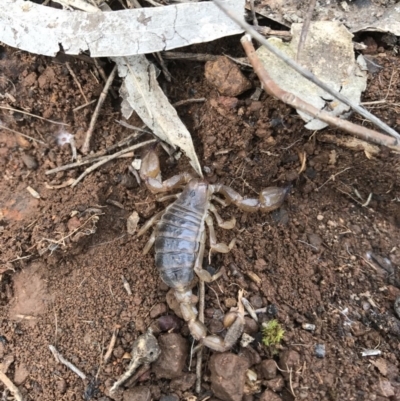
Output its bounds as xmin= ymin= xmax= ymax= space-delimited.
xmin=1 ymin=32 xmax=400 ymax=401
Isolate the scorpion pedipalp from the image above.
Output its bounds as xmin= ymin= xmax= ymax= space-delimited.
xmin=138 ymin=149 xmax=289 ymax=352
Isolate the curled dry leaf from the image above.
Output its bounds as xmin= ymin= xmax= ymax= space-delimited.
xmin=114 ymin=55 xmax=202 ymax=176
xmin=256 ymin=21 xmax=367 ymax=130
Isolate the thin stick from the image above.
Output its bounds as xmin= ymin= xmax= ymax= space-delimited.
xmin=0 ymin=105 xmax=69 ymax=126
xmin=195 ymin=279 xmax=205 ymax=394
xmin=81 ymin=65 xmax=117 ymax=154
xmin=104 ymin=326 xmax=119 ymax=364
xmin=0 ymin=371 xmax=23 ymax=401
xmin=173 ymin=98 xmax=206 ymax=107
xmin=71 ymin=139 xmax=156 ymax=187
xmin=93 ymin=59 xmax=118 ymax=99
xmin=65 ymin=62 xmax=88 ymax=103
xmin=154 ymin=52 xmax=172 ymax=82
xmin=0 ymin=124 xmax=46 ymax=145
xmin=296 ymin=0 xmax=317 ymax=63
xmin=212 ymin=0 xmax=400 ymax=144
xmin=240 ymin=35 xmax=399 ymax=149
xmin=45 ymin=132 xmax=144 ymax=175
xmin=249 ymin=0 xmax=258 ymax=26
xmin=73 ymin=99 xmax=96 ymax=112
xmin=49 ymin=345 xmax=87 ymax=380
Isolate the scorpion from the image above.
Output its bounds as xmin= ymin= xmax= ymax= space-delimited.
xmin=137 ymin=149 xmax=289 ymax=352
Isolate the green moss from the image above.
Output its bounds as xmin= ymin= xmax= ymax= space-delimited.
xmin=262 ymin=320 xmax=285 ymax=347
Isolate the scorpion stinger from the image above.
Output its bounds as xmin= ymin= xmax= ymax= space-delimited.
xmin=137 ymin=148 xmax=289 ymax=352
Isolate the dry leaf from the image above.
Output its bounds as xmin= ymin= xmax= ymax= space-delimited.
xmin=114 ymin=55 xmax=202 ymax=176
xmin=0 ymin=0 xmax=244 ymax=57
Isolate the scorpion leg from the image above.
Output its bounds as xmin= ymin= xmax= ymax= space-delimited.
xmin=211 ymin=184 xmax=289 ymax=213
xmin=205 ymin=214 xmax=235 ymax=254
xmin=208 ymin=203 xmax=236 ymax=229
xmin=137 ymin=210 xmax=164 ymax=238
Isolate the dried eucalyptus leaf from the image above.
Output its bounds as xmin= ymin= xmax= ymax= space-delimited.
xmin=114 ymin=55 xmax=202 ymax=177
xmin=257 ymin=21 xmax=367 ymax=130
xmin=0 ymin=0 xmax=244 ymax=57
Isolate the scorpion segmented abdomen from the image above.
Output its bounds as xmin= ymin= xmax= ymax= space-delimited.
xmin=154 ymin=203 xmax=205 ymax=290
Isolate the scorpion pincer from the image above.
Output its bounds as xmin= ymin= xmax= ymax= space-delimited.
xmin=137 ymin=149 xmax=289 ymax=352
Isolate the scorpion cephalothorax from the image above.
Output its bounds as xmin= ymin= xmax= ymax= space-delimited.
xmin=137 ymin=150 xmax=289 ymax=352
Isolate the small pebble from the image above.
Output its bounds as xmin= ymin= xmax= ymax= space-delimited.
xmin=158 ymin=315 xmax=182 ymax=332
xmin=302 ymin=323 xmax=316 ymax=331
xmin=394 ymin=296 xmax=400 ymax=319
xmin=224 ymin=297 xmax=237 ymax=308
xmin=267 ymin=304 xmax=278 ymax=316
xmin=317 ymin=214 xmax=324 ymax=221
xmin=315 ymin=344 xmax=326 ymax=358
xmin=150 ymin=303 xmax=168 ymax=319
xmin=21 ymin=153 xmax=38 ymax=170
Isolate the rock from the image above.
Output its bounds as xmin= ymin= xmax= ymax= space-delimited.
xmin=205 ymin=56 xmax=252 ymax=97
xmin=150 ymin=303 xmax=167 ymax=319
xmin=123 ymin=386 xmax=151 ymax=401
xmin=259 ymin=359 xmax=277 ymax=380
xmin=158 ymin=315 xmax=182 ymax=332
xmin=307 ymin=233 xmax=322 ymax=252
xmin=170 ymin=373 xmax=196 ymax=391
xmin=244 ymin=317 xmax=259 ymax=335
xmin=21 ymin=153 xmax=38 ymax=170
xmin=152 ymin=333 xmax=188 ymax=379
xmin=209 ymin=353 xmax=249 ymax=401
xmin=395 ymin=296 xmax=400 ymax=319
xmin=315 ymin=344 xmax=326 ymax=358
xmin=238 ymin=346 xmax=261 ymax=367
xmin=159 ymin=395 xmax=179 ymax=401
xmin=14 ymin=363 xmax=29 ymax=384
xmin=224 ymin=298 xmax=236 ymax=308
xmin=56 ymin=378 xmax=66 ymax=394
xmin=249 ymin=295 xmax=263 ymax=309
xmin=259 ymin=389 xmax=282 ymax=401
xmin=265 ymin=376 xmax=284 ymax=392
xmin=23 ymin=72 xmax=37 ymax=87
xmin=278 ymin=350 xmax=300 ymax=380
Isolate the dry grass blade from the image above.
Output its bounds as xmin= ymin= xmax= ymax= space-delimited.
xmin=240 ymin=35 xmax=399 ymax=150
xmin=212 ymin=0 xmax=400 ymax=145
xmin=0 ymin=105 xmax=69 ymax=126
xmin=0 ymin=371 xmax=23 ymax=401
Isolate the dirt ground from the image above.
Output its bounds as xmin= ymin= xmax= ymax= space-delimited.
xmin=1 ymin=21 xmax=400 ymax=401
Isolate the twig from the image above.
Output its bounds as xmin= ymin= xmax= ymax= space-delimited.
xmin=0 ymin=105 xmax=69 ymax=126
xmin=0 ymin=371 xmax=23 ymax=401
xmin=240 ymin=35 xmax=399 ymax=149
xmin=254 ymin=26 xmax=291 ymax=39
xmin=195 ymin=279 xmax=205 ymax=394
xmin=161 ymin=52 xmax=218 ymax=62
xmin=71 ymin=139 xmax=156 ymax=187
xmin=154 ymin=52 xmax=172 ymax=82
xmin=212 ymin=0 xmax=400 ymax=144
xmin=104 ymin=326 xmax=120 ymax=364
xmin=49 ymin=345 xmax=87 ymax=380
xmin=0 ymin=123 xmax=46 ymax=145
xmin=173 ymin=98 xmax=206 ymax=107
xmin=73 ymin=99 xmax=97 ymax=112
xmin=81 ymin=65 xmax=117 ymax=154
xmin=316 ymin=167 xmax=352 ymax=191
xmin=296 ymin=0 xmax=317 ymax=63
xmin=93 ymin=59 xmax=118 ymax=99
xmin=249 ymin=0 xmax=258 ymax=26
xmin=45 ymin=132 xmax=145 ymax=175
xmin=65 ymin=62 xmax=88 ymax=103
